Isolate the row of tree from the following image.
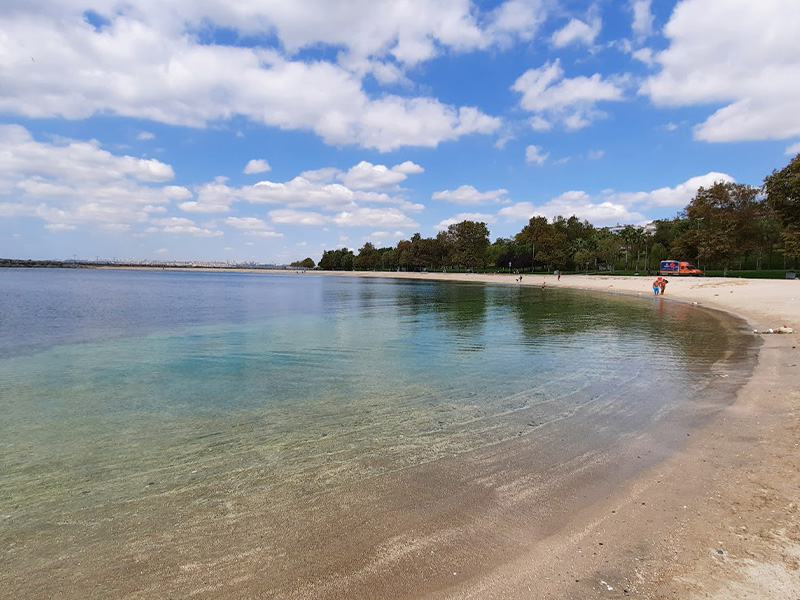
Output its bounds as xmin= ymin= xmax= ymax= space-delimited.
xmin=310 ymin=153 xmax=800 ymax=273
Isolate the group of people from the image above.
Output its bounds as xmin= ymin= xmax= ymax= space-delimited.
xmin=652 ymin=276 xmax=668 ymax=295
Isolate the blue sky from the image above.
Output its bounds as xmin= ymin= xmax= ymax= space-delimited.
xmin=2 ymin=0 xmax=799 ymax=263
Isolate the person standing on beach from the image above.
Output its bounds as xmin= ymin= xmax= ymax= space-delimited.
xmin=659 ymin=278 xmax=668 ymax=295
xmin=652 ymin=277 xmax=661 ymax=295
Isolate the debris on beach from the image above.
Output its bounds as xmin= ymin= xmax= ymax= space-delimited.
xmin=757 ymin=326 xmax=794 ymax=334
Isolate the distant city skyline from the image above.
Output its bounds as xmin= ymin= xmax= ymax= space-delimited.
xmin=2 ymin=0 xmax=799 ymax=263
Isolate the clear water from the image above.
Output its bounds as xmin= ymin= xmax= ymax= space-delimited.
xmin=0 ymin=268 xmax=757 ymax=599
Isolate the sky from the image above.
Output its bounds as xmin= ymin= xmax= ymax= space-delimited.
xmin=2 ymin=0 xmax=800 ymax=264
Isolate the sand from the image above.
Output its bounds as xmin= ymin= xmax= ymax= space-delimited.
xmin=312 ymin=270 xmax=800 ymax=599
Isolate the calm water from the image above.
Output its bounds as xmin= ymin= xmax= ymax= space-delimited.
xmin=0 ymin=268 xmax=757 ymax=599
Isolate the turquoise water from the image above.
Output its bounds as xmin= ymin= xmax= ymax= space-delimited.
xmin=0 ymin=268 xmax=756 ymax=599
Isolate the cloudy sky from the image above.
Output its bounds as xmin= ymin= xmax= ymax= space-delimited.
xmin=2 ymin=0 xmax=799 ymax=263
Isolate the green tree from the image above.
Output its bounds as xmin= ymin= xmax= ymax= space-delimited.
xmin=354 ymin=242 xmax=380 ymax=270
xmin=673 ymin=182 xmax=761 ymax=269
xmin=290 ymin=257 xmax=315 ymax=268
xmin=514 ymin=216 xmax=568 ymax=271
xmin=765 ymin=153 xmax=800 ymax=230
xmin=446 ymin=220 xmax=490 ymax=270
xmin=318 ymin=248 xmax=355 ymax=270
xmin=595 ymin=231 xmax=620 ymax=270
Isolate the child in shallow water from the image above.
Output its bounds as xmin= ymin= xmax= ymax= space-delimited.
xmin=652 ymin=277 xmax=661 ymax=295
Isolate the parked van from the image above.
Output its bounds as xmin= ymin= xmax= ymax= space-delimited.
xmin=659 ymin=259 xmax=703 ymax=276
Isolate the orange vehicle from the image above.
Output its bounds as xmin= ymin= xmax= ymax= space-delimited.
xmin=659 ymin=259 xmax=703 ymax=276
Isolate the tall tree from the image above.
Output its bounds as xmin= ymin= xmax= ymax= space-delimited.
xmin=672 ymin=182 xmax=761 ymax=269
xmin=354 ymin=242 xmax=380 ymax=270
xmin=765 ymin=153 xmax=800 ymax=265
xmin=446 ymin=220 xmax=490 ymax=270
xmin=765 ymin=153 xmax=800 ymax=230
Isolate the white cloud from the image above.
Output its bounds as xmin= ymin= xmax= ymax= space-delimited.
xmin=785 ymin=142 xmax=800 ymax=156
xmin=631 ymin=0 xmax=653 ymax=40
xmin=341 ymin=160 xmax=424 ymax=189
xmin=300 ymin=167 xmax=342 ymax=183
xmin=0 ymin=124 xmax=179 ymax=230
xmin=0 ymin=4 xmax=505 ymax=151
xmin=551 ymin=17 xmax=601 ymax=48
xmin=365 ymin=230 xmax=406 ymax=245
xmin=609 ymin=172 xmax=736 ymax=208
xmin=632 ymin=47 xmax=654 ymax=66
xmin=137 ymin=131 xmax=155 ymax=141
xmin=512 ymin=60 xmax=625 ymax=130
xmin=431 ymin=185 xmax=508 ymax=205
xmin=244 ymin=159 xmax=271 ymax=174
xmin=587 ymin=149 xmax=605 ymax=160
xmin=529 ymin=116 xmax=553 ymax=131
xmin=486 ymin=0 xmax=547 ymax=46
xmin=331 ymin=207 xmax=419 ymax=228
xmin=150 ymin=217 xmax=223 ymax=237
xmin=269 ymin=209 xmax=327 ymax=226
xmin=642 ymin=0 xmax=800 ymax=142
xmin=247 ymin=230 xmax=284 ymax=238
xmin=525 ymin=144 xmax=549 ymax=165
xmin=224 ymin=217 xmax=271 ymax=231
xmin=498 ymin=172 xmax=736 ymax=226
xmin=499 ymin=193 xmax=644 ymax=226
xmin=434 ymin=212 xmax=496 ymax=231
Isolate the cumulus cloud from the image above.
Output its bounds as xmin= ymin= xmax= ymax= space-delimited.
xmin=631 ymin=0 xmax=654 ymax=40
xmin=268 ymin=209 xmax=327 ymax=226
xmin=486 ymin=0 xmax=548 ymax=46
xmin=149 ymin=217 xmax=223 ymax=237
xmin=551 ymin=17 xmax=601 ymax=48
xmin=786 ymin=142 xmax=800 ymax=156
xmin=642 ymin=0 xmax=800 ymax=142
xmin=525 ymin=144 xmax=549 ymax=165
xmin=331 ymin=207 xmax=419 ymax=228
xmin=609 ymin=172 xmax=736 ymax=208
xmin=498 ymin=172 xmax=735 ymax=226
xmin=499 ymin=195 xmax=644 ymax=226
xmin=225 ymin=216 xmax=271 ymax=230
xmin=431 ymin=185 xmax=508 ymax=205
xmin=342 ymin=160 xmax=424 ymax=189
xmin=0 ymin=124 xmax=180 ymax=230
xmin=0 ymin=3 xmax=505 ymax=151
xmin=434 ymin=212 xmax=496 ymax=231
xmin=512 ymin=59 xmax=625 ymax=130
xmin=244 ymin=159 xmax=271 ymax=174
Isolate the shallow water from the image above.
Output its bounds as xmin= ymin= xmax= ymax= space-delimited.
xmin=0 ymin=268 xmax=757 ymax=599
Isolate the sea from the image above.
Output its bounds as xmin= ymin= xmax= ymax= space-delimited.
xmin=0 ymin=268 xmax=758 ymax=599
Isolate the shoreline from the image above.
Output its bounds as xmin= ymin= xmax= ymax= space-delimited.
xmin=314 ymin=271 xmax=800 ymax=598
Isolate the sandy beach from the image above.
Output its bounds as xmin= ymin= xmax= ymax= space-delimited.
xmin=308 ymin=270 xmax=800 ymax=599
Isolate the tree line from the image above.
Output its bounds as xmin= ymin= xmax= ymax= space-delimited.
xmin=309 ymin=153 xmax=800 ymax=274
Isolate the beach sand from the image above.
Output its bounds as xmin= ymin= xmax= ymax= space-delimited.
xmin=314 ymin=271 xmax=800 ymax=599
